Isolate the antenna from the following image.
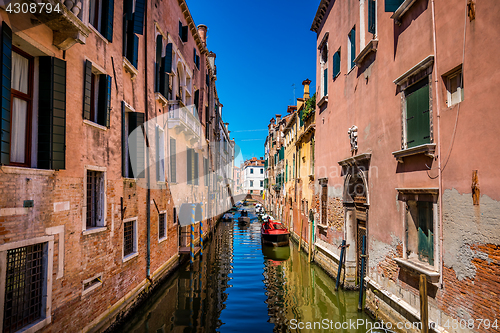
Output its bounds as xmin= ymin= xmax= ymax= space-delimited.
xmin=292 ymin=83 xmax=296 ymax=102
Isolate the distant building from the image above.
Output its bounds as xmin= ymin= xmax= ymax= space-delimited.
xmin=242 ymin=157 xmax=265 ymax=194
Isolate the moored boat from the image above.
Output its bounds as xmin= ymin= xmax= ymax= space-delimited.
xmin=261 ymin=219 xmax=290 ymax=247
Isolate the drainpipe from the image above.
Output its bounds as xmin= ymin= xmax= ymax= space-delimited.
xmin=430 ymin=0 xmax=443 ymax=288
xmin=144 ymin=0 xmax=151 ymax=281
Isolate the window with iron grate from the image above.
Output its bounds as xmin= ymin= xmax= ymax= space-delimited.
xmin=123 ymin=220 xmax=136 ymax=257
xmin=86 ymin=170 xmax=105 ymax=229
xmin=3 ymin=244 xmax=44 ymax=333
xmin=158 ymin=213 xmax=166 ymax=240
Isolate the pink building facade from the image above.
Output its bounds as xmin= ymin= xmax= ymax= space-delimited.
xmin=312 ymin=0 xmax=500 ymax=331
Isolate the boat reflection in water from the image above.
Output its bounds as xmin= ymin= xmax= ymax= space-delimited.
xmin=261 ymin=244 xmax=290 ymax=262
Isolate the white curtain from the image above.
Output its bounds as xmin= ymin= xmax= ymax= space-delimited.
xmin=12 ymin=52 xmax=28 ymax=93
xmin=10 ymin=98 xmax=27 ymax=164
xmin=10 ymin=52 xmax=29 ymax=164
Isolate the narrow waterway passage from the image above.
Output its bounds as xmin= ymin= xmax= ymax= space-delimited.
xmin=112 ymin=207 xmax=378 ymax=332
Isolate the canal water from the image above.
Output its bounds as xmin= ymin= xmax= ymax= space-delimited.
xmin=113 ymin=207 xmax=379 ymax=332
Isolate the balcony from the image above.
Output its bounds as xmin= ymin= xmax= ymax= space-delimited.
xmin=27 ymin=0 xmax=91 ymax=50
xmin=168 ymin=101 xmax=201 ymax=144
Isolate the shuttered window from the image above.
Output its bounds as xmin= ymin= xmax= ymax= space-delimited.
xmin=156 ymin=126 xmax=165 ymax=182
xmin=155 ymin=35 xmax=162 ymax=93
xmin=405 ymin=78 xmax=430 ymax=148
xmin=170 ymin=138 xmax=176 ymax=183
xmin=323 ymin=68 xmax=328 ymax=97
xmin=101 ymin=0 xmax=114 ymax=41
xmin=127 ymin=112 xmax=145 ymax=178
xmin=123 ymin=18 xmax=139 ymax=69
xmin=204 ymin=158 xmax=209 ymax=186
xmin=132 ymin=0 xmax=145 ymax=35
xmin=385 ymin=0 xmax=404 ymax=12
xmin=349 ymin=28 xmax=356 ymax=69
xmin=332 ymin=50 xmax=341 ymax=78
xmin=179 ymin=21 xmax=188 ymax=43
xmin=417 ymin=201 xmax=434 ymax=266
xmin=38 ymin=57 xmax=67 ymax=170
xmin=368 ymin=0 xmax=376 ymax=34
xmin=187 ymin=148 xmax=193 ymax=184
xmin=83 ymin=60 xmax=111 ymax=128
xmin=194 ymin=151 xmax=199 ymax=185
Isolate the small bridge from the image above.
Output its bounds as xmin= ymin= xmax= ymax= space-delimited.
xmin=232 ymin=193 xmax=264 ymax=205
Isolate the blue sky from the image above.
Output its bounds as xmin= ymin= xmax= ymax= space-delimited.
xmin=188 ymin=0 xmax=319 ymax=167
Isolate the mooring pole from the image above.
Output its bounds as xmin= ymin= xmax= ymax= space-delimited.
xmin=420 ymin=274 xmax=429 ymax=333
xmin=200 ymin=203 xmax=204 ymax=256
xmin=335 ymin=240 xmax=346 ymax=291
xmin=358 ymin=235 xmax=366 ymax=311
xmin=190 ymin=204 xmax=195 ymax=265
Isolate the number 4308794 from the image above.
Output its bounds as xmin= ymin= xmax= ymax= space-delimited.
xmin=6 ymin=2 xmax=61 ymax=14
xmin=443 ymin=319 xmax=498 ymax=330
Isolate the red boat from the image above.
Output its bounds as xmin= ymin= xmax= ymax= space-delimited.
xmin=261 ymin=219 xmax=290 ymax=247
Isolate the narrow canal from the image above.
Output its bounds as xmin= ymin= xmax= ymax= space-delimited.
xmin=112 ymin=206 xmax=378 ymax=332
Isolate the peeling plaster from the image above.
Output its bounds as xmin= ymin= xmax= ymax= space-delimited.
xmin=443 ymin=188 xmax=500 ymax=281
xmin=369 ymin=234 xmax=402 ymax=271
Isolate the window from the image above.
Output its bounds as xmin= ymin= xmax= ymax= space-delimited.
xmin=9 ymin=50 xmax=33 ymax=167
xmin=83 ymin=60 xmax=111 ymax=128
xmin=204 ymin=158 xmax=209 ymax=186
xmin=122 ymin=103 xmax=145 ymax=178
xmin=404 ymin=78 xmax=430 ymax=148
xmin=3 ymin=244 xmax=44 ymax=332
xmin=156 ymin=125 xmax=165 ymax=182
xmin=193 ymin=48 xmax=200 ymax=70
xmin=86 ymin=170 xmax=105 ymax=229
xmin=446 ymin=67 xmax=463 ymax=107
xmin=178 ymin=21 xmax=188 ymax=43
xmin=384 ymin=0 xmax=404 ymax=12
xmin=158 ymin=212 xmax=166 ymax=240
xmin=260 ymin=168 xmax=263 ymax=174
xmin=187 ymin=148 xmax=198 ymax=185
xmin=332 ymin=49 xmax=341 ymax=79
xmin=250 ymin=168 xmax=254 ymax=174
xmin=155 ymin=37 xmax=173 ymax=98
xmin=320 ymin=42 xmax=328 ymax=98
xmin=250 ymin=180 xmax=254 ymax=187
xmin=260 ymin=180 xmax=264 ymax=188
xmin=406 ymin=200 xmax=434 ymax=266
xmin=170 ymin=138 xmax=176 ymax=182
xmin=88 ymin=0 xmax=114 ymax=41
xmin=123 ymin=218 xmax=138 ymax=259
xmin=368 ymin=0 xmax=376 ymax=34
xmin=348 ymin=27 xmax=356 ymax=70
xmin=123 ymin=0 xmax=146 ymax=70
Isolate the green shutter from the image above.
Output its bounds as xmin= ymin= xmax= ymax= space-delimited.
xmin=121 ymin=101 xmax=126 ymax=177
xmin=350 ymin=28 xmax=356 ymax=68
xmin=333 ymin=51 xmax=340 ymax=78
xmin=300 ymin=109 xmax=304 ymax=127
xmin=323 ymin=68 xmax=328 ymax=96
xmin=38 ymin=57 xmax=67 ymax=170
xmin=187 ymin=148 xmax=192 ymax=184
xmin=368 ymin=0 xmax=376 ymax=34
xmin=417 ymin=201 xmax=434 ymax=265
xmin=123 ymin=18 xmax=130 ymax=56
xmin=101 ymin=0 xmax=114 ymax=42
xmin=285 ymin=162 xmax=288 ymax=182
xmin=0 ymin=22 xmax=12 ymax=165
xmin=194 ymin=89 xmax=199 ymax=115
xmin=155 ymin=35 xmax=162 ymax=92
xmin=179 ymin=21 xmax=183 ymax=39
xmin=385 ymin=0 xmax=404 ymax=12
xmin=129 ymin=112 xmax=145 ymax=178
xmin=132 ymin=0 xmax=145 ymax=35
xmin=194 ymin=152 xmax=199 ymax=185
xmin=406 ymin=79 xmax=430 ymax=148
xmin=204 ymin=158 xmax=209 ymax=186
xmin=164 ymin=43 xmax=173 ymax=73
xmin=98 ymin=74 xmax=111 ymax=128
xmin=170 ymin=138 xmax=176 ymax=183
xmin=127 ymin=33 xmax=139 ymax=68
xmin=182 ymin=26 xmax=188 ymax=43
xmin=83 ymin=60 xmax=92 ymax=120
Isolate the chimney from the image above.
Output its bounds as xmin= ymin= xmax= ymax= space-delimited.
xmin=275 ymin=114 xmax=282 ymax=123
xmin=198 ymin=25 xmax=208 ymax=44
xmin=302 ymin=79 xmax=311 ymax=99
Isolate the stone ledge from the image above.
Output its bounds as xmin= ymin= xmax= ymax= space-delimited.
xmin=392 ymin=143 xmax=436 ymax=163
xmin=391 ymin=0 xmax=420 ymax=24
xmin=317 ymin=95 xmax=328 ymax=108
xmin=354 ymin=39 xmax=378 ymax=67
xmin=394 ymin=257 xmax=440 ymax=283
